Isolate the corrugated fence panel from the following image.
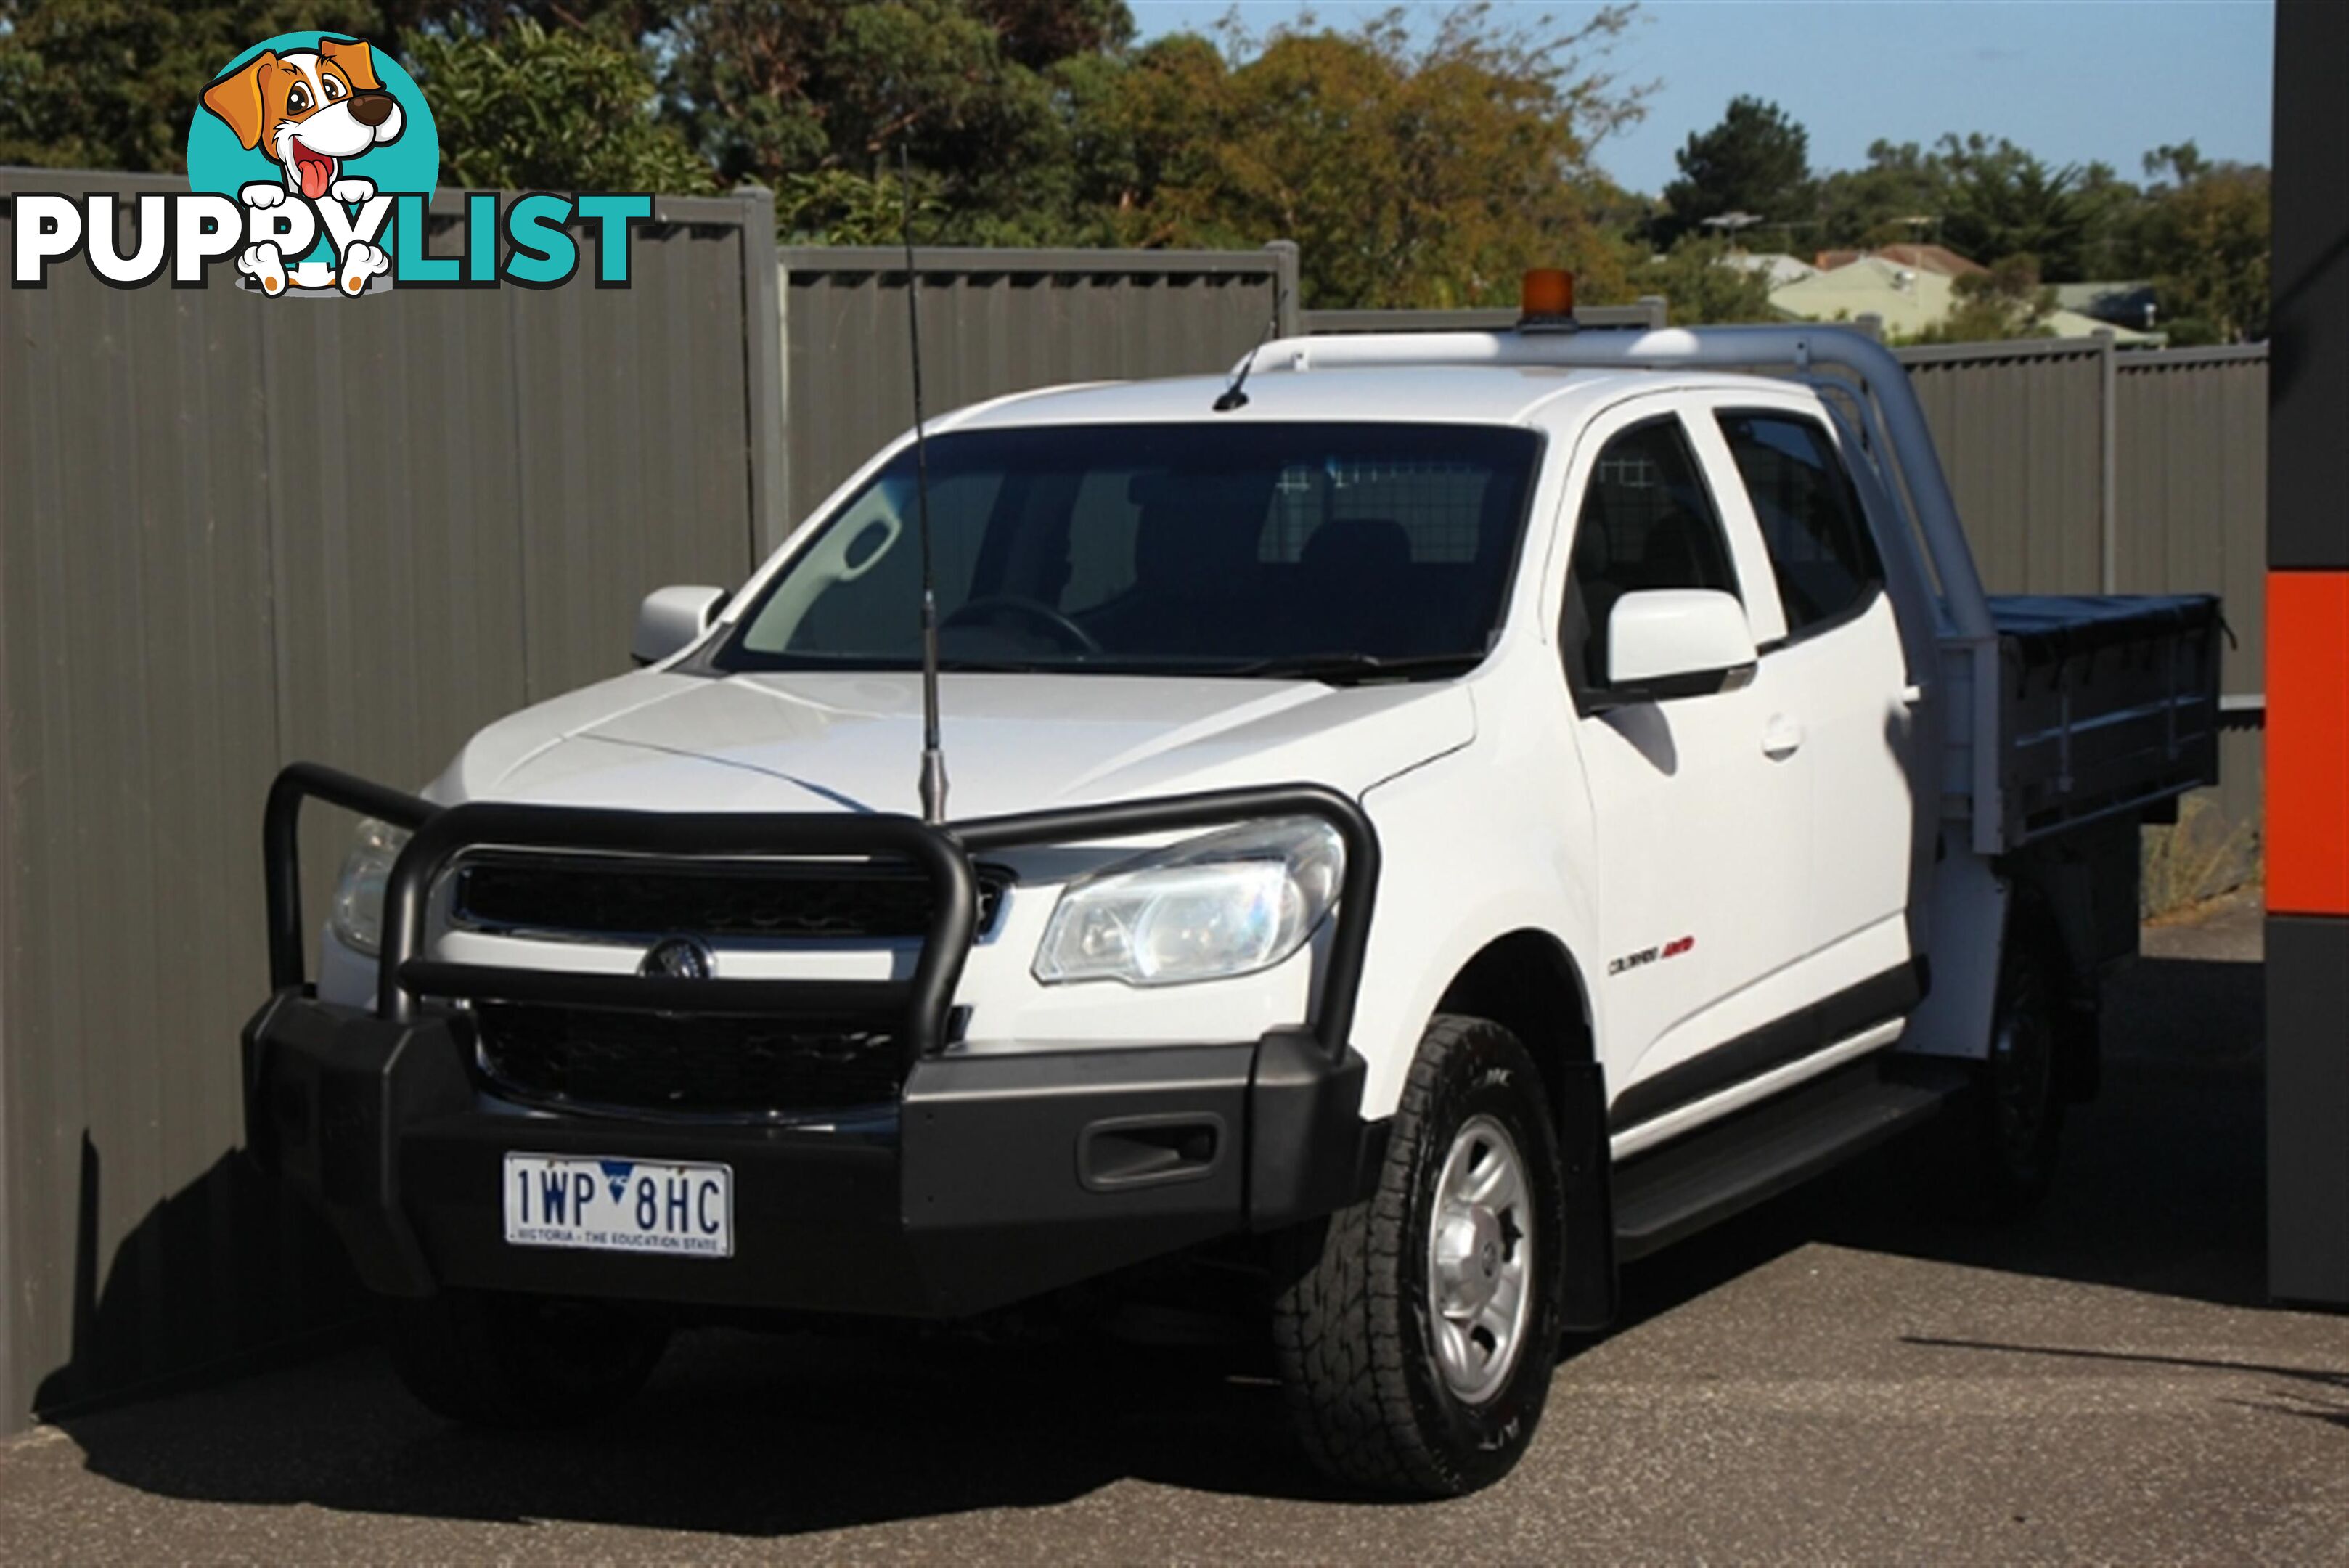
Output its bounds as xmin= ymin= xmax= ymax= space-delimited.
xmin=512 ymin=219 xmax=756 ymax=702
xmin=1 ymin=173 xmax=301 ymax=1421
xmin=778 ymin=248 xmax=1286 ymax=525
xmin=2117 ymin=347 xmax=2271 ymax=839
xmin=1895 ymin=340 xmax=2109 ymax=595
xmin=0 ymin=170 xmax=776 ymax=1432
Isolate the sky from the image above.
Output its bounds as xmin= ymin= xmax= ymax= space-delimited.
xmin=1124 ymin=1 xmax=2276 ymax=197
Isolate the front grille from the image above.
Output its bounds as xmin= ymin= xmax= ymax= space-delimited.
xmin=475 ymin=1003 xmax=902 ymax=1116
xmin=452 ymin=856 xmax=1009 ymax=942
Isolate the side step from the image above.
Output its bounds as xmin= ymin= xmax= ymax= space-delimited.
xmin=1612 ymin=1055 xmax=1971 ymax=1261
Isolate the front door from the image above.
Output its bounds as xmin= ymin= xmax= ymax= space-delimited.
xmin=1558 ymin=401 xmax=1812 ymax=1128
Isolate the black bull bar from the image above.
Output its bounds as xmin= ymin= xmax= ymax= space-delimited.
xmin=253 ymin=764 xmax=1385 ymax=1311
xmin=263 ymin=760 xmax=1381 ymax=1063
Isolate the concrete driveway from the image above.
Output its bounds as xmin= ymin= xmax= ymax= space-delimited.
xmin=4 ymin=896 xmax=2343 ymax=1562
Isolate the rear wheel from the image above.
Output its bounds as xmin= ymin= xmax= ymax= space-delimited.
xmin=1270 ymin=1014 xmax=1564 ymax=1497
xmin=1906 ymin=919 xmax=2067 ymax=1220
xmin=384 ymin=1289 xmax=670 ymax=1428
xmin=1975 ymin=928 xmax=2065 ymax=1217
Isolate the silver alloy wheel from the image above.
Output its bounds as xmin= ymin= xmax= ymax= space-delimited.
xmin=1425 ymin=1114 xmax=1535 ymax=1405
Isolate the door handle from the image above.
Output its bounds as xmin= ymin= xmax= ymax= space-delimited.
xmin=1762 ymin=719 xmax=1805 ymax=760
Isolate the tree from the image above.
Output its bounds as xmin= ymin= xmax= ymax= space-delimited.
xmin=647 ymin=0 xmax=1135 ymax=245
xmin=2067 ymin=159 xmax=2143 ymax=281
xmin=1656 ymin=95 xmax=1810 ymax=248
xmin=2136 ymin=143 xmax=2269 ymax=342
xmin=1935 ymin=134 xmax=2091 ymax=279
xmin=1636 ymin=236 xmax=1777 ymax=324
xmin=1813 ymin=139 xmax=1949 ymax=250
xmin=772 ymin=164 xmax=944 ymax=245
xmin=1105 ymin=4 xmax=1652 ymax=309
xmin=1913 ymin=253 xmax=2057 ymax=343
xmin=404 ymin=18 xmax=715 ymax=193
xmin=0 ymin=0 xmax=387 ymax=171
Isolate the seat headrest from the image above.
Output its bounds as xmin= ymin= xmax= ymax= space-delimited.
xmin=1302 ymin=517 xmax=1412 ymax=575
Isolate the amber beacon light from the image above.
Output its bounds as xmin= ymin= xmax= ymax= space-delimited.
xmin=1519 ymin=268 xmax=1577 ymax=327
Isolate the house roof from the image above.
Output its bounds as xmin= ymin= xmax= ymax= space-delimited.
xmin=1769 ymin=258 xmax=2161 ymax=343
xmin=1812 ymin=244 xmax=1987 ymax=277
xmin=1717 ymin=251 xmax=1820 ymax=288
xmin=1772 ymin=257 xmax=1955 ymax=334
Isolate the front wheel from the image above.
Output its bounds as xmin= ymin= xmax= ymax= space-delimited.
xmin=1270 ymin=1014 xmax=1565 ymax=1497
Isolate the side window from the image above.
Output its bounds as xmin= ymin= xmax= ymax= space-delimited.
xmin=1715 ymin=411 xmax=1884 ymax=637
xmin=1561 ymin=416 xmax=1739 ymax=695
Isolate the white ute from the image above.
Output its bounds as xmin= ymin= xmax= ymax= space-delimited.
xmin=247 ymin=317 xmax=2221 ymax=1495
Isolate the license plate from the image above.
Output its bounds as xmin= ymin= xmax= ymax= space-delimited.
xmin=502 ymin=1153 xmax=733 ymax=1258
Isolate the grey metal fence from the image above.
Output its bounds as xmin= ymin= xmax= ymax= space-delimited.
xmin=0 ymin=193 xmax=2271 ymax=1432
xmin=0 ymin=169 xmax=783 ymax=1431
xmin=1890 ymin=338 xmax=2268 ymax=843
xmin=778 ymin=243 xmax=1299 ymax=528
xmin=2112 ymin=345 xmax=2270 ymax=871
xmin=1300 ymin=300 xmax=1668 ymax=335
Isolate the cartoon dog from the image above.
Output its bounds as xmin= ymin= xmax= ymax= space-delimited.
xmin=200 ymin=38 xmax=404 ymax=295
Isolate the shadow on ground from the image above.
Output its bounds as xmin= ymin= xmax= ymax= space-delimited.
xmin=44 ymin=950 xmax=2277 ymax=1538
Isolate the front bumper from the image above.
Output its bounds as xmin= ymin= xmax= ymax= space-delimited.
xmin=244 ymin=991 xmax=1374 ymax=1316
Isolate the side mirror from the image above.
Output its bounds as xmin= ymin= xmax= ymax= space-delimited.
xmin=632 ymin=585 xmax=730 ymax=666
xmin=1601 ymin=589 xmax=1757 ymax=705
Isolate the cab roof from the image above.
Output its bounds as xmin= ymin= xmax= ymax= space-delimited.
xmin=941 ymin=363 xmax=1802 ymax=434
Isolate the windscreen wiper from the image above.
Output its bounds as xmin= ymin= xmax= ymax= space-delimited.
xmin=1220 ymin=650 xmax=1488 ymax=685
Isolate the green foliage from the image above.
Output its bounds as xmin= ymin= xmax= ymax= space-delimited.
xmin=1813 ymin=140 xmax=1945 ymax=249
xmin=774 ymin=166 xmax=943 ymax=245
xmin=2068 ymin=159 xmax=2141 ymax=281
xmin=1635 ymin=236 xmax=1777 ymax=324
xmin=1777 ymin=119 xmax=2270 ymax=343
xmin=1911 ymin=254 xmax=2057 ymax=343
xmin=0 ymin=0 xmax=387 ymax=171
xmin=2136 ymin=144 xmax=2269 ymax=342
xmin=1656 ymin=94 xmax=1810 ymax=248
xmin=650 ymin=0 xmax=1135 ymax=245
xmin=1100 ymin=4 xmax=1651 ymax=308
xmin=404 ymin=17 xmax=714 ymax=192
xmin=1934 ymin=134 xmax=2090 ymax=279
xmin=0 ymin=0 xmax=2274 ymax=339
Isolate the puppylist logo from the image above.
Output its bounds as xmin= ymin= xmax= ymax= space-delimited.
xmin=12 ymin=32 xmax=653 ymax=295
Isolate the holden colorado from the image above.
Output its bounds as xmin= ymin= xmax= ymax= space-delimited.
xmin=248 ymin=305 xmax=2220 ymax=1495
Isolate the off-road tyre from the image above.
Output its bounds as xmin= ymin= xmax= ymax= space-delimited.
xmin=1270 ymin=1014 xmax=1566 ymax=1497
xmin=1972 ymin=926 xmax=2067 ymax=1218
xmin=384 ymin=1289 xmax=670 ymax=1428
xmin=1906 ymin=918 xmax=2069 ymax=1222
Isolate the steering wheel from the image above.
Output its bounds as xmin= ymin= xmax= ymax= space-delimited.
xmin=941 ymin=595 xmax=1103 ymax=654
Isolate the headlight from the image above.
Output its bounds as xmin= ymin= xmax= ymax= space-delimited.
xmin=1032 ymin=817 xmax=1345 ymax=987
xmin=329 ymin=817 xmax=410 ymax=956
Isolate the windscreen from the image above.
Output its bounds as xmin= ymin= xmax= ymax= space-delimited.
xmin=714 ymin=422 xmax=1541 ymax=679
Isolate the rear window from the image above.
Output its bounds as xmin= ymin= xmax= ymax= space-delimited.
xmin=1715 ymin=411 xmax=1884 ymax=636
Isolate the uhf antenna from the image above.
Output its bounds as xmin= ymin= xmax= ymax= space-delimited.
xmin=900 ymin=145 xmax=948 ymax=824
xmin=1214 ymin=273 xmax=1282 ymax=412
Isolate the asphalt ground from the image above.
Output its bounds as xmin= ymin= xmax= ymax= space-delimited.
xmin=4 ymin=892 xmax=2342 ymax=1563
